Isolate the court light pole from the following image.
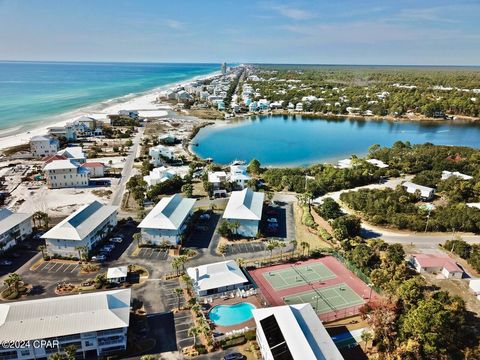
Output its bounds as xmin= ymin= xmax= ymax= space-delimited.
xmin=368 ymin=283 xmax=373 ymax=302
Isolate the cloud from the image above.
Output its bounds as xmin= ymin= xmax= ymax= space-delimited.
xmin=270 ymin=4 xmax=313 ymax=20
xmin=164 ymin=19 xmax=185 ymax=30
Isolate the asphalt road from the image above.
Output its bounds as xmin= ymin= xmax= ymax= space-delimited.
xmin=110 ymin=127 xmax=144 ymax=207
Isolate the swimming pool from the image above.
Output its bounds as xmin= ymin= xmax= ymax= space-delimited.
xmin=208 ymin=302 xmax=256 ymax=327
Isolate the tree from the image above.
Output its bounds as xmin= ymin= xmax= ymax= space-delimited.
xmin=278 ymin=241 xmax=287 ymax=261
xmin=48 ymin=353 xmax=63 ymax=360
xmin=228 ymin=221 xmax=241 ymax=237
xmin=300 ymin=241 xmax=309 ymax=257
xmin=4 ymin=273 xmax=22 ymax=292
xmin=188 ymin=325 xmax=201 ymax=347
xmin=316 ymin=197 xmax=343 ymax=220
xmin=74 ymin=245 xmax=88 ymax=261
xmin=182 ymin=183 xmax=193 ymax=198
xmin=386 ymin=243 xmax=406 ymax=265
xmin=217 ymin=221 xmax=231 ymax=238
xmin=360 ymin=300 xmax=398 ymax=354
xmin=173 ymin=288 xmax=183 ymax=310
xmin=133 ymin=232 xmax=143 ymax=246
xmin=64 ymin=344 xmax=77 ymax=360
xmin=247 ymin=159 xmax=261 ymax=175
xmin=267 ymin=240 xmax=278 ymax=264
xmin=289 ymin=240 xmax=297 ymax=258
xmin=37 ymin=245 xmax=47 ymax=259
xmin=361 ymin=330 xmax=373 ymax=351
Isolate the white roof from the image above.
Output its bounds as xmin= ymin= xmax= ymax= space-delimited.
xmin=43 ymin=159 xmax=81 ymax=171
xmin=0 ymin=289 xmax=131 ymax=342
xmin=107 ymin=266 xmax=128 ymax=279
xmin=252 ymin=304 xmax=343 ymax=360
xmin=186 ymin=260 xmax=248 ymax=292
xmin=30 ymin=135 xmax=50 ymax=142
xmin=138 ymin=194 xmax=195 ymax=230
xmin=0 ymin=209 xmax=32 ymax=235
xmin=208 ymin=171 xmax=227 ymax=183
xmin=469 ymin=279 xmax=480 ymax=294
xmin=57 ymin=146 xmax=86 ymax=160
xmin=223 ymin=188 xmax=264 ymax=221
xmin=42 ymin=201 xmax=117 ymax=241
xmin=337 ymin=159 xmax=352 ymax=169
xmin=402 ymin=181 xmax=434 ymax=197
xmin=441 ymin=170 xmax=473 ymax=181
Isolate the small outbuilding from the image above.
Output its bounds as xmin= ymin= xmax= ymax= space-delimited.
xmin=107 ymin=266 xmax=128 ymax=283
xmin=410 ymin=253 xmax=463 ymax=279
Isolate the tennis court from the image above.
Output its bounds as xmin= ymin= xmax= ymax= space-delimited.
xmin=283 ymin=282 xmax=365 ymax=315
xmin=262 ymin=262 xmax=336 ymax=290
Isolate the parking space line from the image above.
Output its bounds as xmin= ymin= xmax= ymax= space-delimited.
xmin=47 ymin=263 xmax=60 ymax=272
xmin=62 ymin=264 xmax=72 ymax=272
xmin=70 ymin=264 xmax=78 ymax=273
xmin=37 ymin=262 xmax=50 ymax=271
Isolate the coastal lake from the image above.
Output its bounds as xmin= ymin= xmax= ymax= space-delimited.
xmin=192 ymin=115 xmax=480 ymax=166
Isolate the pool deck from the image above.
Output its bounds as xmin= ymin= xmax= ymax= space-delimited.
xmin=207 ymin=295 xmax=263 ymax=334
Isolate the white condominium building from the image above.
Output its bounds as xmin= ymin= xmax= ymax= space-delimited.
xmin=43 ymin=159 xmax=90 ymax=189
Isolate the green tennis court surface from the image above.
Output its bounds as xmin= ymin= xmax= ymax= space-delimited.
xmin=283 ymin=283 xmax=365 ymax=314
xmin=263 ymin=263 xmax=336 ymax=290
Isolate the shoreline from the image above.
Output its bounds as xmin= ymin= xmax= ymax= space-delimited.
xmin=0 ymin=70 xmax=220 ymax=152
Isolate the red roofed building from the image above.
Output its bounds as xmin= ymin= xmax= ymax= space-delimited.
xmin=81 ymin=162 xmax=106 ymax=178
xmin=410 ymin=253 xmax=463 ymax=279
xmin=43 ymin=154 xmax=67 ymax=164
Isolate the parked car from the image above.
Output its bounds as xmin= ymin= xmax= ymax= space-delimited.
xmin=110 ymin=237 xmax=123 ymax=243
xmin=267 ymin=217 xmax=278 ymax=223
xmin=0 ymin=259 xmax=13 ymax=266
xmin=199 ymin=213 xmax=211 ymax=221
xmin=104 ymin=244 xmax=115 ymax=250
xmin=223 ymin=353 xmax=243 ymax=360
xmin=91 ymin=255 xmax=106 ymax=262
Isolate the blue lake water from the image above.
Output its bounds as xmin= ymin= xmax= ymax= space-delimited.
xmin=192 ymin=115 xmax=480 ymax=166
xmin=208 ymin=302 xmax=256 ymax=327
xmin=0 ymin=61 xmax=218 ymax=132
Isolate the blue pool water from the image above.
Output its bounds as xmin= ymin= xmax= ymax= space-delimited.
xmin=192 ymin=115 xmax=480 ymax=167
xmin=208 ymin=302 xmax=256 ymax=327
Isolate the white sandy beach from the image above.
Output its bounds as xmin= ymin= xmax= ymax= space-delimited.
xmin=0 ymin=71 xmax=220 ymax=151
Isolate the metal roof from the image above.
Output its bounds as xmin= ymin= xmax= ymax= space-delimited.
xmin=186 ymin=260 xmax=248 ymax=292
xmin=223 ymin=188 xmax=264 ymax=221
xmin=43 ymin=159 xmax=81 ymax=171
xmin=42 ymin=201 xmax=117 ymax=241
xmin=138 ymin=194 xmax=195 ymax=230
xmin=253 ymin=304 xmax=344 ymax=360
xmin=0 ymin=289 xmax=131 ymax=342
xmin=0 ymin=209 xmax=32 ymax=235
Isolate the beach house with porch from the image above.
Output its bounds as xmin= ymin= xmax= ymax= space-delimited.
xmin=223 ymin=188 xmax=264 ymax=238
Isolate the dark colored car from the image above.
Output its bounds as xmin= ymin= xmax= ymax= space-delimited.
xmin=223 ymin=353 xmax=243 ymax=360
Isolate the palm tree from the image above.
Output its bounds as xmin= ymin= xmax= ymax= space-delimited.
xmin=132 ymin=232 xmax=142 ymax=246
xmin=188 ymin=325 xmax=201 ymax=347
xmin=267 ymin=240 xmax=278 ymax=264
xmin=229 ymin=221 xmax=241 ymax=236
xmin=64 ymin=344 xmax=77 ymax=360
xmin=177 ymin=255 xmax=189 ymax=273
xmin=300 ymin=242 xmax=309 ymax=257
xmin=171 ymin=258 xmax=180 ymax=276
xmin=289 ymin=240 xmax=297 ymax=258
xmin=191 ymin=303 xmax=201 ymax=315
xmin=37 ymin=245 xmax=47 ymax=259
xmin=75 ymin=246 xmax=88 ymax=261
xmin=361 ymin=330 xmax=373 ymax=351
xmin=236 ymin=258 xmax=245 ymax=268
xmin=278 ymin=241 xmax=287 ymax=261
xmin=48 ymin=353 xmax=63 ymax=360
xmin=173 ymin=288 xmax=183 ymax=309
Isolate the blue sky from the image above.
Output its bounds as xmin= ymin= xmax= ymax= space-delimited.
xmin=1 ymin=0 xmax=479 ymax=65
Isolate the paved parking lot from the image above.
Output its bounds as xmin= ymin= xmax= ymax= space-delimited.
xmin=135 ymin=247 xmax=169 ymax=260
xmin=32 ymin=261 xmax=80 ymax=274
xmin=174 ymin=310 xmax=195 ymax=349
xmin=184 ymin=212 xmax=221 ymax=249
xmin=161 ymin=280 xmax=187 ymax=311
xmin=225 ymin=241 xmax=266 ymax=256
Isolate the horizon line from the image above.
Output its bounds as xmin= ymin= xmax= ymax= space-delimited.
xmin=0 ymin=59 xmax=479 ymax=68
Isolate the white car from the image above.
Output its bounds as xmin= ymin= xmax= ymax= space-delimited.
xmin=110 ymin=237 xmax=123 ymax=243
xmin=91 ymin=255 xmax=106 ymax=262
xmin=267 ymin=218 xmax=278 ymax=223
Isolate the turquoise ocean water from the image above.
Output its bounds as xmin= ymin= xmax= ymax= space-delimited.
xmin=0 ymin=61 xmax=218 ymax=133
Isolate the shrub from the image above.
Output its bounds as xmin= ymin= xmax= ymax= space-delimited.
xmin=221 ymin=335 xmax=246 ymax=349
xmin=245 ymin=330 xmax=256 ymax=341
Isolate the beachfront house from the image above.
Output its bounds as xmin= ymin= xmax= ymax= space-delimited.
xmin=43 ymin=159 xmax=90 ymax=189
xmin=0 ymin=289 xmax=131 ymax=360
xmin=143 ymin=167 xmax=177 ymax=187
xmin=57 ymin=146 xmax=86 ymax=163
xmin=366 ymin=158 xmax=389 ymax=168
xmin=138 ymin=194 xmax=195 ymax=246
xmin=42 ymin=201 xmax=118 ymax=257
xmin=0 ymin=209 xmax=33 ymax=252
xmin=223 ymin=188 xmax=264 ymax=238
xmin=159 ymin=133 xmax=177 ymax=145
xmin=208 ymin=171 xmax=228 ymax=189
xmin=118 ymin=110 xmax=139 ymax=119
xmin=30 ymin=135 xmax=59 ymax=158
xmin=402 ymin=181 xmax=435 ymax=200
xmin=295 ymin=102 xmax=304 ymax=111
xmin=441 ymin=170 xmax=473 ymax=181
xmin=253 ymin=304 xmax=344 ymax=360
xmin=149 ymin=144 xmax=174 ymax=166
xmin=229 ymin=164 xmax=251 ymax=189
xmin=186 ymin=260 xmax=249 ymax=297
xmin=409 ymin=253 xmax=463 ymax=279
xmin=48 ymin=124 xmax=77 ymax=142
